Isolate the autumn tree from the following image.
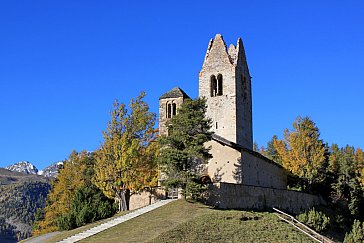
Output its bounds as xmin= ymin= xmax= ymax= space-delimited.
xmin=158 ymin=98 xmax=212 ymax=199
xmin=93 ymin=92 xmax=158 ymax=211
xmin=33 ymin=150 xmax=93 ymax=234
xmin=274 ymin=116 xmax=327 ymax=189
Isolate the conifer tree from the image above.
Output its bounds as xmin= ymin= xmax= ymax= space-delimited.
xmin=330 ymin=145 xmax=364 ymax=217
xmin=355 ymin=148 xmax=364 ymax=189
xmin=158 ymin=98 xmax=212 ymax=198
xmin=93 ymin=92 xmax=158 ymax=211
xmin=264 ymin=135 xmax=283 ymax=165
xmin=328 ymin=143 xmax=341 ymax=174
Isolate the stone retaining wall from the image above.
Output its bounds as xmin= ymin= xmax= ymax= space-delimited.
xmin=129 ymin=188 xmax=166 ymax=211
xmin=207 ymin=182 xmax=325 ymax=214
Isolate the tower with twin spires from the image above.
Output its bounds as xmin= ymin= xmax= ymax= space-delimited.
xmin=199 ymin=34 xmax=253 ymax=149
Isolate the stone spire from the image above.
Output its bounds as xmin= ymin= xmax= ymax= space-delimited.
xmin=199 ymin=34 xmax=253 ymax=149
xmin=201 ymin=34 xmax=232 ymax=71
xmin=235 ymin=38 xmax=249 ymax=71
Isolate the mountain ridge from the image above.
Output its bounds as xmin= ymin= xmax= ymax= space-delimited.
xmin=3 ymin=161 xmax=63 ymax=178
xmin=0 ymin=168 xmax=51 ymax=242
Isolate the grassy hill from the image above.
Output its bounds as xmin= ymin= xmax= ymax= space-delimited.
xmin=47 ymin=200 xmax=314 ymax=243
xmin=0 ymin=168 xmax=50 ymax=242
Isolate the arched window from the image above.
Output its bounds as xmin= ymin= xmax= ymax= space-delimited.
xmin=172 ymin=103 xmax=177 ymax=116
xmin=210 ymin=75 xmax=217 ymax=97
xmin=167 ymin=103 xmax=172 ymax=118
xmin=217 ymin=74 xmax=223 ymax=96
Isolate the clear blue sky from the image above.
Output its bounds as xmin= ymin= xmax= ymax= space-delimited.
xmin=1 ymin=1 xmax=363 ymax=169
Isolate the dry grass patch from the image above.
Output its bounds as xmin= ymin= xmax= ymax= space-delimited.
xmin=80 ymin=200 xmax=208 ymax=243
xmin=79 ymin=200 xmax=314 ymax=243
xmin=151 ymin=209 xmax=315 ymax=242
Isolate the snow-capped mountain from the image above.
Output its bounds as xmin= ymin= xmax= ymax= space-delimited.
xmin=4 ymin=161 xmax=63 ymax=178
xmin=5 ymin=161 xmax=39 ymax=175
xmin=39 ymin=161 xmax=63 ymax=178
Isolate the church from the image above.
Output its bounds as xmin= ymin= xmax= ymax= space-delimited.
xmin=159 ymin=34 xmax=286 ymax=190
xmin=130 ymin=34 xmax=324 ymax=212
xmin=154 ymin=34 xmax=324 ymax=213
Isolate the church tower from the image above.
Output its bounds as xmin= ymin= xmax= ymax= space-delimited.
xmin=199 ymin=34 xmax=253 ymax=149
xmin=159 ymin=87 xmax=190 ymax=136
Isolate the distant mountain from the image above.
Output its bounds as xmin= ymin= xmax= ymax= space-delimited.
xmin=0 ymin=168 xmax=45 ymax=186
xmin=5 ymin=161 xmax=38 ymax=175
xmin=0 ymin=169 xmax=50 ymax=242
xmin=0 ymin=160 xmax=63 ymax=241
xmin=38 ymin=161 xmax=63 ymax=178
xmin=4 ymin=161 xmax=63 ymax=178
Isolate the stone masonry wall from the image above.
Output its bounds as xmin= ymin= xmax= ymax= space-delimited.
xmin=206 ymin=140 xmax=242 ymax=184
xmin=158 ymin=96 xmax=184 ymax=136
xmin=199 ymin=34 xmax=238 ymax=144
xmin=235 ymin=39 xmax=253 ymax=149
xmin=129 ymin=188 xmax=166 ymax=211
xmin=205 ymin=137 xmax=287 ymax=189
xmin=207 ymin=183 xmax=325 ymax=214
xmin=241 ymin=150 xmax=287 ymax=189
xmin=199 ymin=34 xmax=253 ymax=149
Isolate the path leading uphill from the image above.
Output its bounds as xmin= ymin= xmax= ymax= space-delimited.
xmin=23 ymin=231 xmax=61 ymax=243
xmin=57 ymin=199 xmax=176 ymax=243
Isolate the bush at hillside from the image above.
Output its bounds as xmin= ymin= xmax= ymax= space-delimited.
xmin=57 ymin=185 xmax=117 ymax=230
xmin=297 ymin=207 xmax=330 ymax=233
xmin=344 ymin=220 xmax=364 ymax=243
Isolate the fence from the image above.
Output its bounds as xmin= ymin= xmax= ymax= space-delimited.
xmin=272 ymin=207 xmax=334 ymax=243
xmin=167 ymin=188 xmax=178 ymax=199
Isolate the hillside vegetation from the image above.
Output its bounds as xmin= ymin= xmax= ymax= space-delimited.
xmin=50 ymin=200 xmax=314 ymax=243
xmin=0 ymin=168 xmax=48 ymax=185
xmin=0 ymin=169 xmax=50 ymax=242
xmin=30 ymin=94 xmax=364 ymax=241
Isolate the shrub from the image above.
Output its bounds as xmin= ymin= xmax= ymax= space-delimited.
xmin=57 ymin=214 xmax=76 ymax=230
xmin=297 ymin=207 xmax=330 ymax=233
xmin=184 ymin=180 xmax=207 ymax=202
xmin=344 ymin=220 xmax=364 ymax=243
xmin=56 ymin=185 xmax=117 ymax=230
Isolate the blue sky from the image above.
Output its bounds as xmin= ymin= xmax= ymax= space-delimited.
xmin=0 ymin=1 xmax=363 ymax=169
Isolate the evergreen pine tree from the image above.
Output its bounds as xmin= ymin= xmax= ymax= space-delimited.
xmin=158 ymin=97 xmax=212 ymax=199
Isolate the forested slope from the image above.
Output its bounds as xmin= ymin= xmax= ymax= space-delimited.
xmin=0 ymin=169 xmax=50 ymax=242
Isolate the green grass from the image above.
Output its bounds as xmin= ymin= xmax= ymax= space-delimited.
xmin=75 ymin=200 xmax=314 ymax=243
xmin=151 ymin=209 xmax=314 ymax=243
xmin=44 ymin=211 xmax=129 ymax=243
xmin=80 ymin=200 xmax=209 ymax=243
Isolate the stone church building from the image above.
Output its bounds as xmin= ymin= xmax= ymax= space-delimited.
xmin=144 ymin=34 xmax=325 ymax=213
xmin=128 ymin=34 xmax=323 ymax=212
xmin=159 ymin=34 xmax=286 ymax=189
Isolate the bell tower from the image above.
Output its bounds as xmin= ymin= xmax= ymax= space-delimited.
xmin=199 ymin=34 xmax=253 ymax=149
xmin=159 ymin=87 xmax=190 ymax=136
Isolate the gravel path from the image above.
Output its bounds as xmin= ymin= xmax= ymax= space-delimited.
xmin=23 ymin=231 xmax=60 ymax=243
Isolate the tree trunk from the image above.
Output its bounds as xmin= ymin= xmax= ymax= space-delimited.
xmin=115 ymin=190 xmax=128 ymax=212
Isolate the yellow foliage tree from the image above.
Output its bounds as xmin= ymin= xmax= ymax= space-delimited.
xmin=33 ymin=150 xmax=91 ymax=235
xmin=273 ymin=116 xmax=326 ymax=188
xmin=93 ymin=92 xmax=158 ymax=211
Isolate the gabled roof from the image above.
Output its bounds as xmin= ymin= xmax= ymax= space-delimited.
xmin=159 ymin=87 xmax=190 ymax=100
xmin=211 ymin=134 xmax=284 ymax=169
